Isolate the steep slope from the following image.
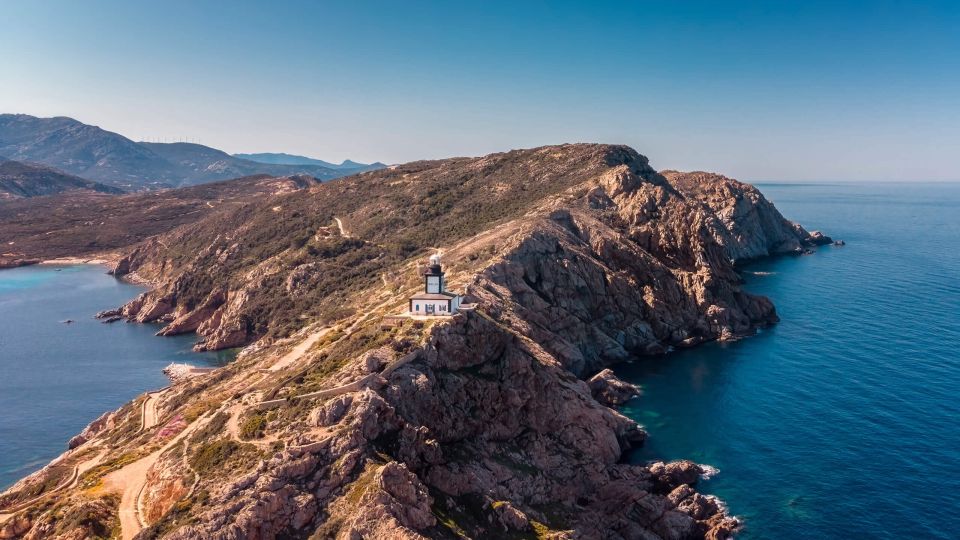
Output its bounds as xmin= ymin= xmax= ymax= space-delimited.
xmin=111 ymin=145 xmax=824 ymax=357
xmin=661 ymin=170 xmax=830 ymax=260
xmin=0 ymin=174 xmax=326 ymax=268
xmin=0 ymin=158 xmax=123 ymax=199
xmin=0 ymin=144 xmax=828 ymax=539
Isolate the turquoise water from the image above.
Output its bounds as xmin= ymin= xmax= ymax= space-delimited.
xmin=0 ymin=265 xmax=232 ymax=489
xmin=618 ymin=182 xmax=960 ymax=539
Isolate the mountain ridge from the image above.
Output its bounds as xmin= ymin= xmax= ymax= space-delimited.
xmin=233 ymin=152 xmax=385 ymax=171
xmin=0 ymin=114 xmax=383 ymax=190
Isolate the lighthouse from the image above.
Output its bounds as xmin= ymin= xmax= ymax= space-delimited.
xmin=409 ymin=253 xmax=461 ymax=316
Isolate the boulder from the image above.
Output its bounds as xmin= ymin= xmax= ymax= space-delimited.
xmin=587 ymin=368 xmax=641 ymax=406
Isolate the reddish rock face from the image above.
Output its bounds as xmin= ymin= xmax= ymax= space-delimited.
xmin=588 ymin=368 xmax=641 ymax=406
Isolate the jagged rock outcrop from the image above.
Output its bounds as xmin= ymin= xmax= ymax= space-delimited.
xmin=588 ymin=368 xmax=642 ymax=406
xmin=67 ymin=410 xmax=116 ymax=449
xmin=662 ymin=170 xmax=831 ymax=259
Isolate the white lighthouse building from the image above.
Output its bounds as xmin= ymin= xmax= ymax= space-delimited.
xmin=409 ymin=253 xmax=461 ymax=316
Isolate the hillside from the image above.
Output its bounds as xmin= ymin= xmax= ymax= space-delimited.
xmin=0 ymin=114 xmax=175 ymax=189
xmin=0 ymin=144 xmax=830 ymax=539
xmin=0 ymin=158 xmax=123 ymax=199
xmin=111 ymin=145 xmax=827 ymax=356
xmin=0 ymin=174 xmax=328 ymax=268
xmin=0 ymin=114 xmax=382 ymax=190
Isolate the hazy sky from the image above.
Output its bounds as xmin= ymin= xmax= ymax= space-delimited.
xmin=1 ymin=1 xmax=958 ymax=180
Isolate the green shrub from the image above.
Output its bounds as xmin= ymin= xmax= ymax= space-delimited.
xmin=189 ymin=439 xmax=239 ymax=474
xmin=238 ymin=413 xmax=266 ymax=440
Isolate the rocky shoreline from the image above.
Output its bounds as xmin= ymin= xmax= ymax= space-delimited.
xmin=0 ymin=145 xmax=831 ymax=539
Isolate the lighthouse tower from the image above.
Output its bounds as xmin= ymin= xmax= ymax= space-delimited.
xmin=409 ymin=252 xmax=461 ymax=316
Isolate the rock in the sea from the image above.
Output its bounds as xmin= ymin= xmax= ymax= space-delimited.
xmin=94 ymin=308 xmax=121 ymax=319
xmin=587 ymin=368 xmax=641 ymax=406
xmin=807 ymin=230 xmax=833 ymax=245
xmin=649 ymin=460 xmax=705 ymax=492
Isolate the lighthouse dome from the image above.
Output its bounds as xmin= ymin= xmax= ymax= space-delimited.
xmin=429 ymin=253 xmax=441 ymax=266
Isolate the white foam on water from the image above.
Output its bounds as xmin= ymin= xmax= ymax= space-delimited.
xmin=699 ymin=464 xmax=720 ymax=479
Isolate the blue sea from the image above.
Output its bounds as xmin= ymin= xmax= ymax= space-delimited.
xmin=618 ymin=182 xmax=960 ymax=539
xmin=0 ymin=265 xmax=232 ymax=490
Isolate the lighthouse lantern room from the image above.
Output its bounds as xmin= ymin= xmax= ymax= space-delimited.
xmin=409 ymin=253 xmax=461 ymax=316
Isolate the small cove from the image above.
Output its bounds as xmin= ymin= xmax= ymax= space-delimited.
xmin=0 ymin=264 xmax=232 ymax=490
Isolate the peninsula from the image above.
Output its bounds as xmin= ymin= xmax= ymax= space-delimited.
xmin=0 ymin=144 xmax=830 ymax=539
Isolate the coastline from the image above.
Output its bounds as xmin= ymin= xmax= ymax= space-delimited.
xmin=0 ymin=265 xmax=232 ymax=493
xmin=0 ymin=152 xmax=843 ymax=538
xmin=38 ymin=256 xmax=114 ymax=266
xmin=0 ymin=253 xmax=158 ymax=289
xmin=0 ymin=253 xmax=120 ymax=270
xmin=1 ymin=246 xmax=825 ymax=534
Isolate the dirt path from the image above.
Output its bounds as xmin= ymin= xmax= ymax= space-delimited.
xmin=0 ymin=447 xmax=108 ymax=523
xmin=269 ymin=327 xmax=330 ymax=372
xmin=139 ymin=390 xmax=164 ymax=433
xmin=223 ymin=403 xmax=279 ymax=449
xmin=334 ymin=217 xmax=350 ymax=238
xmin=105 ymin=413 xmax=211 ymax=540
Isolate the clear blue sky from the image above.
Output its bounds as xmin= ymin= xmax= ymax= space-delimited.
xmin=1 ymin=1 xmax=958 ymax=180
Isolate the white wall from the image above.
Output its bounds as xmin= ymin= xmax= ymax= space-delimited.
xmin=411 ymin=298 xmax=456 ymax=315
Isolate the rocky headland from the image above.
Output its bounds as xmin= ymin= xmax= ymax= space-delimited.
xmin=0 ymin=144 xmax=829 ymax=539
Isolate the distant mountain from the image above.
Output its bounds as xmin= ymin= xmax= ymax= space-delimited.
xmin=0 ymin=114 xmax=379 ymax=190
xmin=232 ymin=152 xmax=337 ymax=167
xmin=140 ymin=143 xmax=364 ymax=184
xmin=234 ymin=152 xmax=386 ymax=171
xmin=0 ymin=114 xmax=176 ymax=190
xmin=0 ymin=158 xmax=123 ymax=199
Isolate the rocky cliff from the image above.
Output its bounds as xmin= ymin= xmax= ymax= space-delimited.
xmin=0 ymin=144 xmax=828 ymax=539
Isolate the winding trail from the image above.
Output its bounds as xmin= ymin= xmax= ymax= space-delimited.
xmin=0 ymin=446 xmax=109 ymax=523
xmin=333 ymin=217 xmax=350 ymax=238
xmin=139 ymin=390 xmax=166 ymax=433
xmin=3 ymin=290 xmax=421 ymax=531
xmin=105 ymin=413 xmax=211 ymax=540
xmin=269 ymin=327 xmax=330 ymax=372
xmin=255 ymin=349 xmax=420 ymax=411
